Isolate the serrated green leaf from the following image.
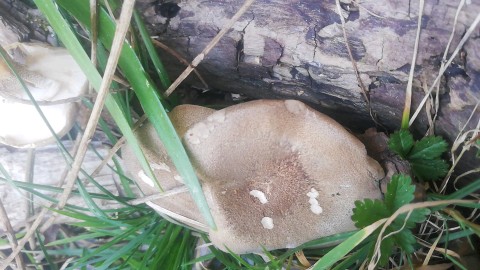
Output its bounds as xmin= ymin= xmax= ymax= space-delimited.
xmin=411 ymin=158 xmax=449 ymax=180
xmin=393 ymin=229 xmax=417 ymax=253
xmin=385 ymin=174 xmax=415 ymax=212
xmin=352 ymin=199 xmax=390 ymax=228
xmin=351 ymin=175 xmax=432 ymax=267
xmin=393 ymin=208 xmax=431 ymax=230
xmin=377 ymin=235 xmax=395 ymax=267
xmin=408 ymin=208 xmax=431 ymax=224
xmin=409 ymin=136 xmax=448 ymax=160
xmin=388 ymin=130 xmax=414 ymax=158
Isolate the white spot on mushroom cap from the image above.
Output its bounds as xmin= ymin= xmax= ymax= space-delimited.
xmin=249 ymin=190 xmax=268 ymax=204
xmin=307 ymin=188 xmax=319 ymax=198
xmin=151 ymin=162 xmax=171 ymax=172
xmin=310 ymin=204 xmax=323 ymax=215
xmin=207 ymin=110 xmax=226 ymax=123
xmin=307 ymin=188 xmax=323 ymax=215
xmin=185 ymin=122 xmax=210 ymax=145
xmin=185 ymin=111 xmax=226 ymax=145
xmin=138 ymin=170 xmax=155 ymax=187
xmin=308 ymin=197 xmax=318 ymax=205
xmin=284 ymin=100 xmax=307 ymax=115
xmin=261 ymin=217 xmax=274 ymax=229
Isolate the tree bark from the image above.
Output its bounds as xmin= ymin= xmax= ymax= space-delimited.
xmin=137 ymin=0 xmax=480 ymax=130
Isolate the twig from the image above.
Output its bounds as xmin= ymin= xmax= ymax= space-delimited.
xmin=431 ymin=0 xmax=466 ymax=131
xmin=25 ymin=148 xmax=37 ymax=250
xmin=129 ymin=186 xmax=189 ymax=205
xmin=91 ymin=114 xmax=148 ymax=177
xmin=152 ymin=39 xmax=210 ymax=90
xmin=368 ymin=199 xmax=477 ymax=269
xmin=40 ymin=129 xmax=84 ymax=232
xmin=422 ymin=229 xmax=443 ymax=266
xmin=147 ymin=202 xmax=209 ymax=232
xmin=401 ymin=0 xmax=424 ymax=129
xmin=0 ymin=198 xmax=24 ymax=269
xmin=334 ymin=0 xmax=384 ymax=129
xmin=335 ymin=0 xmax=369 ymax=103
xmin=439 ymin=103 xmax=480 ymax=193
xmin=351 ymin=0 xmax=386 ymax=19
xmin=0 ymin=205 xmax=51 ymax=269
xmin=422 ymin=76 xmax=435 ymax=136
xmin=164 ymin=0 xmax=256 ymax=96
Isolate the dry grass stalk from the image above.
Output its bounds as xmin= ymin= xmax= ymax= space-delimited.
xmin=164 ymin=0 xmax=256 ymax=96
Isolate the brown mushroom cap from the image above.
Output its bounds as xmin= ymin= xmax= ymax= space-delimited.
xmin=183 ymin=99 xmax=384 ymax=253
xmin=122 ymin=104 xmax=215 ymax=230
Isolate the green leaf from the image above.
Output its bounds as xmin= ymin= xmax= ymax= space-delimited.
xmin=384 ymin=174 xmax=415 ymax=212
xmin=352 ymin=199 xmax=390 ymax=229
xmin=410 ymin=158 xmax=449 ymax=180
xmin=393 ymin=229 xmax=417 ymax=253
xmin=393 ymin=208 xmax=430 ymax=230
xmin=388 ymin=130 xmax=449 ymax=181
xmin=377 ymin=235 xmax=395 ymax=267
xmin=409 ymin=136 xmax=448 ymax=160
xmin=132 ymin=11 xmax=171 ymax=90
xmin=351 ymin=174 xmax=431 ymax=267
xmin=388 ymin=130 xmax=414 ymax=158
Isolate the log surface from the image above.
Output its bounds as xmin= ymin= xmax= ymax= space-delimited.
xmin=138 ymin=0 xmax=479 ymax=135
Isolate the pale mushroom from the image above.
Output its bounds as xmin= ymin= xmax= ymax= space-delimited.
xmin=184 ymin=99 xmax=384 ymax=253
xmin=122 ymin=104 xmax=215 ymax=231
xmin=123 ymin=99 xmax=385 ymax=254
xmin=0 ymin=42 xmax=87 ymax=148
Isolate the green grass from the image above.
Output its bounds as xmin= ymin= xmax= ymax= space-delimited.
xmin=34 ymin=0 xmax=216 ymax=229
xmin=1 ymin=0 xmax=479 ymax=269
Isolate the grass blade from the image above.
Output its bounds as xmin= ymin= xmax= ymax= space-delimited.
xmin=54 ymin=0 xmax=216 ymax=229
xmin=310 ymin=219 xmax=386 ymax=270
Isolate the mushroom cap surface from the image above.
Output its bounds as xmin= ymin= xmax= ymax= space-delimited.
xmin=122 ymin=104 xmax=215 ymax=229
xmin=0 ymin=42 xmax=88 ymax=148
xmin=183 ymin=99 xmax=384 ymax=253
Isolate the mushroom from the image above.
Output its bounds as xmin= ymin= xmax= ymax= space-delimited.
xmin=123 ymin=99 xmax=385 ymax=254
xmin=122 ymin=104 xmax=215 ymax=231
xmin=0 ymin=42 xmax=87 ymax=148
xmin=185 ymin=99 xmax=384 ymax=253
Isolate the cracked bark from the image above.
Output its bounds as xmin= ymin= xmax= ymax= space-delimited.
xmin=139 ymin=1 xmax=479 ymax=124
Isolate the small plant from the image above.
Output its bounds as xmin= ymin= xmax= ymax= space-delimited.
xmin=352 ymin=174 xmax=430 ymax=266
xmin=388 ymin=129 xmax=449 ymax=180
